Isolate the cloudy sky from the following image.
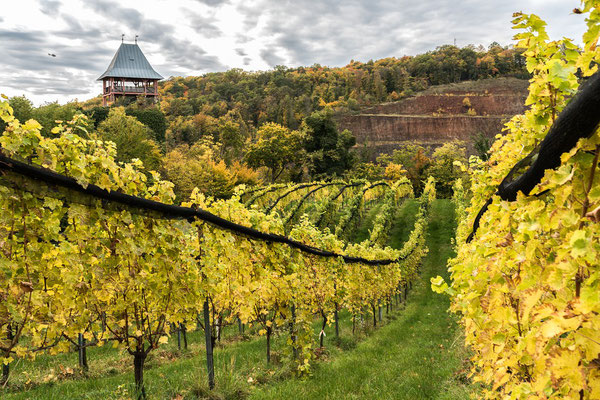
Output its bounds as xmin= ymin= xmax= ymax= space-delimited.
xmin=0 ymin=0 xmax=588 ymax=105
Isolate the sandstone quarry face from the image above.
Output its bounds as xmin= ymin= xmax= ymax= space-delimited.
xmin=336 ymin=77 xmax=529 ymax=157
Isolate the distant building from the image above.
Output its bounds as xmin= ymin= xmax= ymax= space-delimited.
xmin=97 ymin=41 xmax=163 ymax=107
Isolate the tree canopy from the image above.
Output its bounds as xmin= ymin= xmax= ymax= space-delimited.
xmin=303 ymin=109 xmax=356 ymax=177
xmin=97 ymin=107 xmax=162 ymax=171
xmin=245 ymin=122 xmax=305 ymax=182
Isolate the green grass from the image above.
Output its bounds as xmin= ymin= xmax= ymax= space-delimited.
xmin=2 ymin=200 xmax=473 ymax=399
xmin=388 ymin=199 xmax=420 ymax=248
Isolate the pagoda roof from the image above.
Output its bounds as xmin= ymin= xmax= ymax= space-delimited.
xmin=97 ymin=43 xmax=163 ymax=80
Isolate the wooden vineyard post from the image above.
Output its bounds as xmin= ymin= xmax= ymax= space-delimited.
xmin=334 ymin=303 xmax=339 ymax=338
xmin=101 ymin=312 xmax=107 ymax=333
xmin=78 ymin=333 xmax=88 ymax=371
xmin=238 ymin=318 xmax=243 ymax=335
xmin=378 ymin=305 xmax=382 ymax=323
xmin=372 ymin=304 xmax=377 ymax=327
xmin=290 ymin=304 xmax=297 ymax=359
xmin=333 ymin=283 xmax=339 ymax=338
xmin=319 ymin=312 xmax=327 ymax=348
xmin=177 ymin=324 xmax=182 ymax=350
xmin=203 ymin=298 xmax=215 ymax=389
xmin=1 ymin=359 xmax=7 ymax=386
xmin=1 ymin=325 xmax=13 ymax=385
xmin=182 ymin=324 xmax=188 ymax=349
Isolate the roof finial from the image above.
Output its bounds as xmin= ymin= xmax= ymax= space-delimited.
xmin=121 ymin=33 xmax=124 ymax=43
xmin=135 ymin=34 xmax=138 ymax=44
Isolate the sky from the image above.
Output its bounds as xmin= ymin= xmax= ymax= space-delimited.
xmin=0 ymin=0 xmax=589 ymax=105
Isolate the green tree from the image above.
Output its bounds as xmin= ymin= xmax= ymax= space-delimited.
xmin=32 ymin=102 xmax=80 ymax=136
xmin=472 ymin=131 xmax=492 ymax=161
xmin=8 ymin=96 xmax=33 ymax=123
xmin=126 ymin=107 xmax=167 ymax=142
xmin=97 ymin=107 xmax=162 ymax=171
xmin=84 ymin=106 xmax=110 ymax=127
xmin=303 ymin=109 xmax=356 ymax=177
xmin=215 ymin=111 xmax=249 ymax=164
xmin=245 ymin=122 xmax=305 ymax=182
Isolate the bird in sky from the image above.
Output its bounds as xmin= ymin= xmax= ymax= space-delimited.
xmin=48 ymin=53 xmax=56 ymax=57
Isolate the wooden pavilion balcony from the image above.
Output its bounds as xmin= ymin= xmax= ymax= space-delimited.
xmin=104 ymin=85 xmax=158 ymax=95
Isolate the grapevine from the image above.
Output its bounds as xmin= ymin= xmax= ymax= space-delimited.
xmin=432 ymin=4 xmax=600 ymax=399
xmin=0 ymin=99 xmax=435 ymax=396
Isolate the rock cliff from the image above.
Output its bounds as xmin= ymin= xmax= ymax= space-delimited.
xmin=337 ymin=77 xmax=529 ymax=156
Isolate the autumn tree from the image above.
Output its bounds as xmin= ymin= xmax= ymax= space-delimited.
xmin=245 ymin=122 xmax=305 ymax=182
xmin=388 ymin=143 xmax=432 ymax=194
xmin=163 ymin=141 xmax=259 ymax=199
xmin=424 ymin=141 xmax=468 ymax=198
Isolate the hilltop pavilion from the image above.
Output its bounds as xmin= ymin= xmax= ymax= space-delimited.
xmin=98 ymin=41 xmax=163 ymax=106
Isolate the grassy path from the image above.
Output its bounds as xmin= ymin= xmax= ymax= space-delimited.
xmin=250 ymin=199 xmax=472 ymax=400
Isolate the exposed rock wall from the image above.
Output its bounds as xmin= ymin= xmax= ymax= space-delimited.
xmin=336 ymin=78 xmax=529 ymax=157
xmin=360 ymin=94 xmax=526 ymax=116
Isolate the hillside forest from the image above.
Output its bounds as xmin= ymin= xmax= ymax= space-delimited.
xmin=2 ymin=43 xmax=527 ymax=199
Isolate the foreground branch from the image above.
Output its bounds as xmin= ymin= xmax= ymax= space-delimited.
xmin=467 ymin=70 xmax=600 ymax=242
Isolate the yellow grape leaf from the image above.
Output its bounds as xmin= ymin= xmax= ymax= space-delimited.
xmin=580 ymin=286 xmax=600 ymax=313
xmin=590 ymin=371 xmax=600 ymax=399
xmin=430 ymin=276 xmax=448 ymax=294
xmin=541 ymin=319 xmax=562 ymax=338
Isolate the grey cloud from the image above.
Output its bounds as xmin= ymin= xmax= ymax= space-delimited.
xmin=235 ymin=48 xmax=247 ymax=56
xmin=235 ymin=33 xmax=252 ymax=44
xmin=0 ymin=30 xmax=40 ymax=43
xmin=188 ymin=11 xmax=223 ymax=39
xmin=259 ymin=46 xmax=285 ymax=67
xmin=0 ymin=25 xmax=113 ymax=97
xmin=241 ymin=0 xmax=579 ymax=68
xmin=84 ymin=0 xmax=227 ymax=74
xmin=236 ymin=2 xmax=261 ymax=31
xmin=39 ymin=0 xmax=61 ymax=17
xmin=5 ymin=74 xmax=93 ymax=95
xmin=86 ymin=0 xmax=144 ymax=29
xmin=57 ymin=14 xmax=105 ymax=40
xmin=0 ymin=29 xmax=112 ymax=72
xmin=194 ymin=0 xmax=229 ymax=6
